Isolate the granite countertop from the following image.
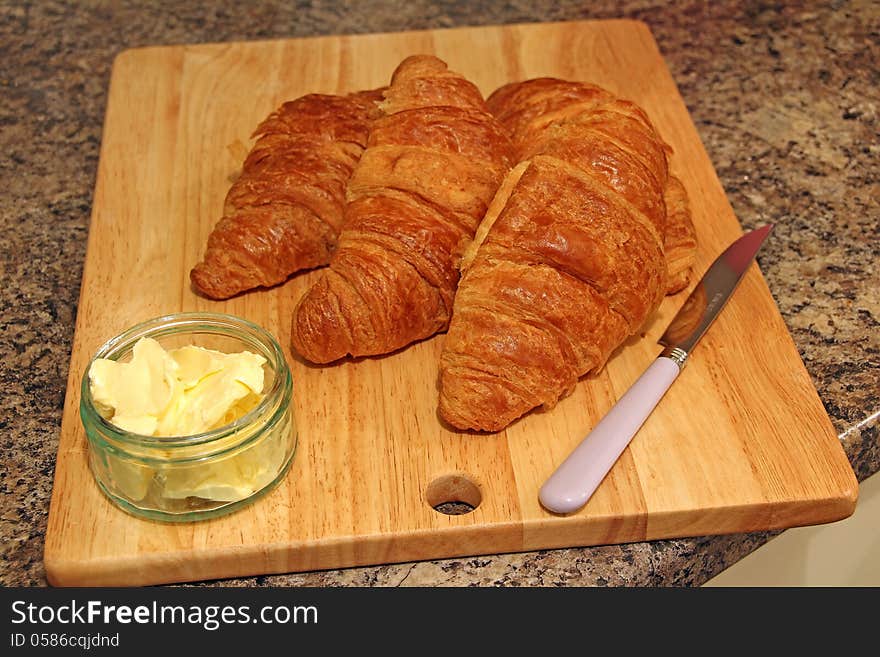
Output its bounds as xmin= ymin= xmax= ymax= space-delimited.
xmin=1 ymin=0 xmax=877 ymax=587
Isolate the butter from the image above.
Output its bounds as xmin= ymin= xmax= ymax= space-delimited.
xmin=160 ymin=426 xmax=288 ymax=501
xmin=89 ymin=337 xmax=278 ymax=503
xmin=89 ymin=337 xmax=266 ymax=437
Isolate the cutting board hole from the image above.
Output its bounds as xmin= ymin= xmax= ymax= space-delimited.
xmin=426 ymin=474 xmax=482 ymax=515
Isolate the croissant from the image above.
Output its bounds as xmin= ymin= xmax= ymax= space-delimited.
xmin=662 ymin=174 xmax=697 ymax=294
xmin=290 ymin=55 xmax=514 ymax=363
xmin=190 ymin=89 xmax=383 ymax=300
xmin=439 ymin=78 xmax=697 ymax=431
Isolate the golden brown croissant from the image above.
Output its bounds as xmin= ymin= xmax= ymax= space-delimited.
xmin=663 ymin=174 xmax=697 ymax=294
xmin=190 ymin=89 xmax=384 ymax=300
xmin=439 ymin=78 xmax=697 ymax=431
xmin=290 ymin=55 xmax=514 ymax=363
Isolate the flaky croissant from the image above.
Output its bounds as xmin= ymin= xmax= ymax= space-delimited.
xmin=439 ymin=78 xmax=697 ymax=431
xmin=290 ymin=55 xmax=514 ymax=363
xmin=190 ymin=89 xmax=383 ymax=300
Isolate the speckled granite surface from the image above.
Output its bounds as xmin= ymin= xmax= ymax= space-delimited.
xmin=1 ymin=0 xmax=877 ymax=587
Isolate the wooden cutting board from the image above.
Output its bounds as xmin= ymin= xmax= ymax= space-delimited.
xmin=44 ymin=19 xmax=858 ymax=586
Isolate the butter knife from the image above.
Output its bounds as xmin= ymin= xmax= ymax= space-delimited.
xmin=539 ymin=224 xmax=774 ymax=514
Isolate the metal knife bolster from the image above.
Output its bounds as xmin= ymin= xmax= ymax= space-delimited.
xmin=659 ymin=345 xmax=689 ymax=369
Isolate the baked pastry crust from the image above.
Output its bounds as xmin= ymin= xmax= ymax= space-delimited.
xmin=190 ymin=89 xmax=383 ymax=300
xmin=663 ymin=174 xmax=697 ymax=294
xmin=439 ymin=78 xmax=697 ymax=431
xmin=290 ymin=56 xmax=514 ymax=363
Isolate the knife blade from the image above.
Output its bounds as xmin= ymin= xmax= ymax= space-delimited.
xmin=538 ymin=224 xmax=774 ymax=515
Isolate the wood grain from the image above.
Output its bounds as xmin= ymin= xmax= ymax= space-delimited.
xmin=44 ymin=20 xmax=858 ymax=586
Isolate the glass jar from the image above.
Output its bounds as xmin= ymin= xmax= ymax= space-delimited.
xmin=80 ymin=312 xmax=296 ymax=522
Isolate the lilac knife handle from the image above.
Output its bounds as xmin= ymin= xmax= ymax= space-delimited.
xmin=539 ymin=357 xmax=681 ymax=514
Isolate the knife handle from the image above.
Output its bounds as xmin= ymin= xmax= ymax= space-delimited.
xmin=538 ymin=357 xmax=681 ymax=514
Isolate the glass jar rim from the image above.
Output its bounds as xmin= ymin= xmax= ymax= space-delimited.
xmin=80 ymin=312 xmax=291 ymax=449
